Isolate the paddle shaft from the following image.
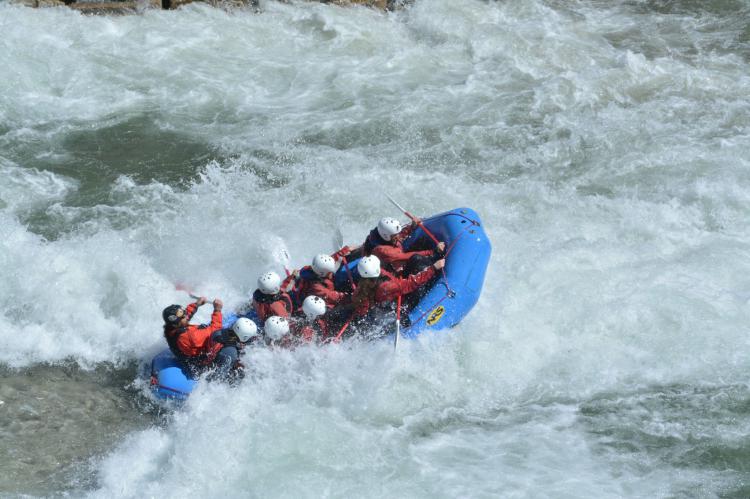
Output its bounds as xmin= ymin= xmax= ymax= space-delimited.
xmin=332 ymin=228 xmax=357 ymax=290
xmin=394 ymin=295 xmax=401 ymax=350
xmin=334 ymin=319 xmax=352 ymax=342
xmin=278 ymin=248 xmax=292 ymax=277
xmin=386 ymin=194 xmax=440 ymax=246
xmin=175 ymin=283 xmax=205 ymax=302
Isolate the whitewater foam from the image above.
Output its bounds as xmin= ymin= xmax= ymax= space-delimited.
xmin=2 ymin=0 xmax=750 ymax=495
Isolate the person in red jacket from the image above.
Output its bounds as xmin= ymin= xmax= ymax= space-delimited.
xmin=252 ymin=271 xmax=293 ymax=322
xmin=294 ymin=251 xmax=352 ymax=309
xmin=349 ymin=254 xmax=445 ymax=322
xmin=162 ymin=297 xmax=231 ymax=376
xmin=362 ymin=217 xmax=446 ymax=275
xmin=263 ymin=316 xmax=293 ymax=348
xmin=292 ymin=295 xmax=330 ymax=344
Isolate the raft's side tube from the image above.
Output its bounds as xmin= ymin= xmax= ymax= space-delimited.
xmin=150 ymin=349 xmax=197 ymax=401
xmin=332 ymin=207 xmax=491 ymax=337
xmin=401 ymin=207 xmax=491 ymax=337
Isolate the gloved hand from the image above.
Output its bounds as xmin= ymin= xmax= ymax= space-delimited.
xmin=336 ymin=246 xmax=351 ymax=258
xmin=284 ymin=271 xmax=299 ymax=293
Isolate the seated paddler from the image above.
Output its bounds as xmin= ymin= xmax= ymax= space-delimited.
xmin=362 ymin=216 xmax=446 ymax=275
xmin=252 ymin=271 xmax=293 ymax=322
xmin=328 ymin=255 xmax=444 ymax=334
xmin=163 ymin=297 xmax=239 ymax=378
xmin=292 ymin=251 xmax=352 ymax=309
xmin=291 ymin=295 xmax=330 ymax=344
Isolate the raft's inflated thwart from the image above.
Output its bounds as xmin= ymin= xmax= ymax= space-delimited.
xmin=150 ymin=207 xmax=490 ymax=400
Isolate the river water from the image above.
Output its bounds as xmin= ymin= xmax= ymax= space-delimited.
xmin=1 ymin=0 xmax=750 ymax=497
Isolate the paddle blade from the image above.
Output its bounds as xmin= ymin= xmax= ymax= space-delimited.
xmin=265 ymin=235 xmax=291 ymax=269
xmin=332 ymin=226 xmax=345 ymax=252
xmin=385 ymin=193 xmax=407 ymax=214
xmin=394 ymin=295 xmax=402 ymax=351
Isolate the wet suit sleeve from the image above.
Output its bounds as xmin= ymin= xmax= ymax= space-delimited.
xmin=311 ymin=280 xmax=347 ymax=306
xmin=282 ymin=269 xmax=304 ymax=293
xmin=209 ymin=310 xmax=223 ymax=332
xmin=372 ymin=244 xmax=433 ymax=270
xmin=331 ymin=247 xmax=351 ymax=263
xmin=375 ymin=267 xmax=437 ymax=303
xmin=185 ymin=303 xmax=198 ymax=320
xmin=269 ymin=301 xmax=290 ymax=318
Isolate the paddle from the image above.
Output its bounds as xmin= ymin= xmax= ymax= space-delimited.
xmin=394 ymin=295 xmax=402 ymax=350
xmin=385 ymin=193 xmax=441 ymax=246
xmin=333 ymin=318 xmax=352 ymax=343
xmin=271 ymin=241 xmax=293 ymax=277
xmin=333 ymin=226 xmax=356 ymax=290
xmin=384 ymin=195 xmax=451 ymax=346
xmin=174 ymin=283 xmax=204 ymax=302
xmin=332 ymin=226 xmax=345 ymax=253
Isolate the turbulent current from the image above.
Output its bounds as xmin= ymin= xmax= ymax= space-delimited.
xmin=1 ymin=0 xmax=750 ymax=496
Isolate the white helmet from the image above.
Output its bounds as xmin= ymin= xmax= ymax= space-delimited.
xmin=258 ymin=271 xmax=281 ymax=295
xmin=377 ymin=217 xmax=402 ymax=241
xmin=264 ymin=316 xmax=290 ymax=341
xmin=357 ymin=255 xmax=381 ymax=278
xmin=311 ymin=254 xmax=336 ymax=277
xmin=302 ymin=295 xmax=327 ymax=320
xmin=232 ymin=317 xmax=258 ymax=343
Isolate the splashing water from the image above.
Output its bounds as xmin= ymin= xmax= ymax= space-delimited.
xmin=1 ymin=0 xmax=750 ymax=496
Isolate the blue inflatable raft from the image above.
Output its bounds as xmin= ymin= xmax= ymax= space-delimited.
xmin=150 ymin=207 xmax=491 ymax=401
xmin=150 ymin=349 xmax=198 ymax=400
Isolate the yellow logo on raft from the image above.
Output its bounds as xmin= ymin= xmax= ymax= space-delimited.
xmin=426 ymin=305 xmax=445 ymax=326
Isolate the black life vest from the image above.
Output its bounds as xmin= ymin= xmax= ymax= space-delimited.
xmin=363 ymin=228 xmax=389 ymax=255
xmin=164 ymin=325 xmax=187 ymax=359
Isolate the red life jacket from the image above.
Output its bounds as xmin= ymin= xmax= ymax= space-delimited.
xmin=252 ymin=289 xmax=293 ymax=322
xmin=164 ymin=309 xmax=223 ymax=363
xmin=283 ymin=248 xmax=352 ymax=308
xmin=296 ymin=271 xmax=347 ymax=309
